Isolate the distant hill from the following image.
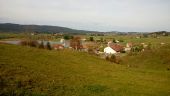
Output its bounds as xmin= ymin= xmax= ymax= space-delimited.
xmin=149 ymin=31 xmax=170 ymax=36
xmin=0 ymin=23 xmax=98 ymax=34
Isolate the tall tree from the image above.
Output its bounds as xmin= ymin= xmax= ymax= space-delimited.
xmin=46 ymin=41 xmax=52 ymax=50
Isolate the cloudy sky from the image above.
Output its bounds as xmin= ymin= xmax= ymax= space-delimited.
xmin=0 ymin=0 xmax=170 ymax=32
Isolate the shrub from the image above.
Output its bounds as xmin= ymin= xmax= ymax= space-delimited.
xmin=88 ymin=48 xmax=95 ymax=54
xmin=118 ymin=39 xmax=124 ymax=42
xmin=109 ymin=54 xmax=116 ymax=62
xmin=63 ymin=35 xmax=70 ymax=40
xmin=105 ymin=54 xmax=121 ymax=64
xmin=105 ymin=56 xmax=110 ymax=61
xmin=131 ymin=45 xmax=143 ymax=52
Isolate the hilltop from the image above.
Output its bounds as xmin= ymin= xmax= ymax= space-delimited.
xmin=0 ymin=23 xmax=99 ymax=34
xmin=0 ymin=43 xmax=170 ymax=96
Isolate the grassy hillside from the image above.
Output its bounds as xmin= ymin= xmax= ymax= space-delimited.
xmin=0 ymin=44 xmax=170 ymax=96
xmin=121 ymin=44 xmax=170 ymax=70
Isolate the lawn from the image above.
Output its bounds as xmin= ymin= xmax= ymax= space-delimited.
xmin=0 ymin=43 xmax=170 ymax=96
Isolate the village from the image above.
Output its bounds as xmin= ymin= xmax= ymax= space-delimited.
xmin=0 ymin=31 xmax=165 ymax=64
xmin=1 ymin=0 xmax=170 ymax=95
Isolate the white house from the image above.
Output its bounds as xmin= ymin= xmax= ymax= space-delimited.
xmin=104 ymin=47 xmax=117 ymax=54
xmin=60 ymin=39 xmax=65 ymax=43
xmin=60 ymin=39 xmax=70 ymax=48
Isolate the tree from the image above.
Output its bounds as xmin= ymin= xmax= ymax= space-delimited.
xmin=70 ymin=37 xmax=82 ymax=50
xmin=46 ymin=41 xmax=52 ymax=50
xmin=63 ymin=35 xmax=70 ymax=40
xmin=112 ymin=38 xmax=116 ymax=43
xmin=89 ymin=37 xmax=94 ymax=41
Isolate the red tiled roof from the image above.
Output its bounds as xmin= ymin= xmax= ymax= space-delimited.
xmin=110 ymin=44 xmax=124 ymax=52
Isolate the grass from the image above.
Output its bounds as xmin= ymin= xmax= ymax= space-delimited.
xmin=0 ymin=43 xmax=170 ymax=96
xmin=121 ymin=44 xmax=170 ymax=70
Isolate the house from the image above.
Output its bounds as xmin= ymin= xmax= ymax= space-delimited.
xmin=104 ymin=42 xmax=124 ymax=54
xmin=109 ymin=44 xmax=124 ymax=52
xmin=126 ymin=42 xmax=133 ymax=48
xmin=60 ymin=39 xmax=70 ymax=48
xmin=141 ymin=43 xmax=148 ymax=48
xmin=125 ymin=42 xmax=133 ymax=52
xmin=60 ymin=39 xmax=65 ymax=43
xmin=53 ymin=44 xmax=64 ymax=50
xmin=104 ymin=47 xmax=117 ymax=54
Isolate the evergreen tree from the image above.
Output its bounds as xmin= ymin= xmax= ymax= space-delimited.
xmin=46 ymin=41 xmax=52 ymax=50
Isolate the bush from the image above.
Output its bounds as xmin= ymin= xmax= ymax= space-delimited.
xmin=131 ymin=45 xmax=143 ymax=52
xmin=88 ymin=48 xmax=95 ymax=54
xmin=105 ymin=56 xmax=110 ymax=61
xmin=63 ymin=35 xmax=70 ymax=40
xmin=109 ymin=54 xmax=116 ymax=62
xmin=105 ymin=54 xmax=120 ymax=64
xmin=118 ymin=39 xmax=124 ymax=42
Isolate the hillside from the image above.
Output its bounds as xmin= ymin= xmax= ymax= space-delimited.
xmin=0 ymin=23 xmax=98 ymax=34
xmin=0 ymin=43 xmax=170 ymax=96
xmin=121 ymin=44 xmax=170 ymax=70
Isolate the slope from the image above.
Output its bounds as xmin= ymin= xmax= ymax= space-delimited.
xmin=121 ymin=44 xmax=170 ymax=70
xmin=0 ymin=44 xmax=170 ymax=96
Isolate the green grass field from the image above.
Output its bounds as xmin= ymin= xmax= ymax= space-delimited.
xmin=0 ymin=43 xmax=170 ymax=96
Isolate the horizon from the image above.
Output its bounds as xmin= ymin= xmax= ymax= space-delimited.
xmin=0 ymin=0 xmax=170 ymax=32
xmin=1 ymin=22 xmax=169 ymax=33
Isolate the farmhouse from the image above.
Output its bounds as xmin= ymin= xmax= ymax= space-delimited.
xmin=125 ymin=42 xmax=133 ymax=52
xmin=104 ymin=42 xmax=124 ymax=54
xmin=104 ymin=47 xmax=117 ymax=54
xmin=110 ymin=44 xmax=124 ymax=52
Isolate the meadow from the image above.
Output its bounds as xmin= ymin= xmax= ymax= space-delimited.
xmin=0 ymin=42 xmax=170 ymax=96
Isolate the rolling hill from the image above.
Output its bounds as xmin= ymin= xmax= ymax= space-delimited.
xmin=0 ymin=43 xmax=170 ymax=96
xmin=0 ymin=23 xmax=98 ymax=34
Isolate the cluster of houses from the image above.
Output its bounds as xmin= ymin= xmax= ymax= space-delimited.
xmin=51 ymin=38 xmax=150 ymax=56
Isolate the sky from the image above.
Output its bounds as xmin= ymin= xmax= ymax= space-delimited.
xmin=0 ymin=0 xmax=170 ymax=32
